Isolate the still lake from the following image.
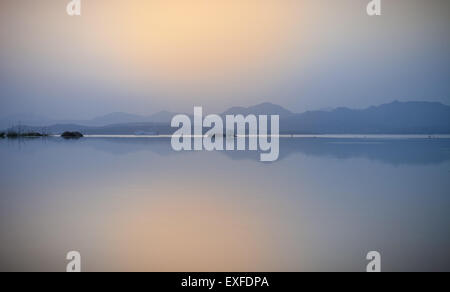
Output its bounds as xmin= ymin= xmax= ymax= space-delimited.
xmin=0 ymin=137 xmax=449 ymax=271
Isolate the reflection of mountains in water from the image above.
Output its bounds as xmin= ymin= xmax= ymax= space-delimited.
xmin=300 ymin=138 xmax=450 ymax=166
xmin=80 ymin=137 xmax=177 ymax=157
xmin=223 ymin=138 xmax=450 ymax=166
xmin=65 ymin=137 xmax=450 ymax=166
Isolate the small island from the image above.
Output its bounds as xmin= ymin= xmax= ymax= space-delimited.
xmin=61 ymin=131 xmax=84 ymax=139
xmin=0 ymin=129 xmax=84 ymax=139
xmin=4 ymin=131 xmax=50 ymax=138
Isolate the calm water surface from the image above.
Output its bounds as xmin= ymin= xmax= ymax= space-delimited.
xmin=0 ymin=137 xmax=449 ymax=271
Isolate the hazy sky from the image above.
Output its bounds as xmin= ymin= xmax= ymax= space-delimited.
xmin=1 ymin=0 xmax=449 ymax=119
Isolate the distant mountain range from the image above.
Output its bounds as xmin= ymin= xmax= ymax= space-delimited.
xmin=281 ymin=101 xmax=450 ymax=134
xmin=222 ymin=102 xmax=294 ymax=117
xmin=0 ymin=111 xmax=176 ymax=129
xmin=2 ymin=101 xmax=450 ymax=135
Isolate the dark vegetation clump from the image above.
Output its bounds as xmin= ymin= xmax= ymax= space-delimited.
xmin=21 ymin=132 xmax=48 ymax=137
xmin=6 ymin=131 xmax=19 ymax=138
xmin=61 ymin=131 xmax=84 ymax=139
xmin=4 ymin=128 xmax=50 ymax=139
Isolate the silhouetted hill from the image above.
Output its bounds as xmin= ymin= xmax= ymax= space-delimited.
xmin=222 ymin=102 xmax=294 ymax=117
xmin=0 ymin=111 xmax=179 ymax=128
xmin=0 ymin=113 xmax=53 ymax=128
xmin=3 ymin=101 xmax=450 ymax=134
xmin=8 ymin=122 xmax=173 ymax=135
xmin=90 ymin=112 xmax=147 ymax=125
xmin=281 ymin=101 xmax=450 ymax=134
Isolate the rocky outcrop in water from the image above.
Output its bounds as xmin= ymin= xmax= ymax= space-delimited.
xmin=61 ymin=131 xmax=84 ymax=139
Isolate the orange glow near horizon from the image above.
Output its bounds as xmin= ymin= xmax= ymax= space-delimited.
xmin=0 ymin=0 xmax=308 ymax=109
xmin=85 ymin=0 xmax=304 ymax=86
